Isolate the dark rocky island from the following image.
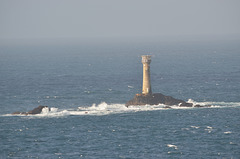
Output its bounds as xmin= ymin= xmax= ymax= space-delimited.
xmin=125 ymin=93 xmax=203 ymax=107
xmin=12 ymin=105 xmax=49 ymax=115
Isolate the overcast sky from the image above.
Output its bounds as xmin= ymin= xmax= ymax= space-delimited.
xmin=0 ymin=0 xmax=240 ymax=40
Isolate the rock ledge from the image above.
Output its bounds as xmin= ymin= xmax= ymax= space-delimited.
xmin=126 ymin=93 xmax=201 ymax=107
xmin=12 ymin=105 xmax=49 ymax=115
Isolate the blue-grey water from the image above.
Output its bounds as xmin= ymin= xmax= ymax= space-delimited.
xmin=0 ymin=39 xmax=240 ymax=158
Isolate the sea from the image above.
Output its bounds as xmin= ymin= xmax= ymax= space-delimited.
xmin=0 ymin=37 xmax=240 ymax=158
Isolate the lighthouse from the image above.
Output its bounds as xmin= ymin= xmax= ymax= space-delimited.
xmin=126 ymin=55 xmax=199 ymax=107
xmin=141 ymin=55 xmax=152 ymax=95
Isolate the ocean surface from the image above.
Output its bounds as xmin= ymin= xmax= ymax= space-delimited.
xmin=0 ymin=38 xmax=240 ymax=158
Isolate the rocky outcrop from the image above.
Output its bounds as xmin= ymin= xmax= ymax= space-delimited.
xmin=12 ymin=105 xmax=49 ymax=115
xmin=126 ymin=93 xmax=200 ymax=107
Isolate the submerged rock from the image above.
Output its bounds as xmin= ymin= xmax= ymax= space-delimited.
xmin=12 ymin=105 xmax=49 ymax=115
xmin=125 ymin=93 xmax=195 ymax=107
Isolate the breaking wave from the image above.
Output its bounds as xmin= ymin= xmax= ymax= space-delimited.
xmin=187 ymin=99 xmax=240 ymax=108
xmin=3 ymin=100 xmax=240 ymax=118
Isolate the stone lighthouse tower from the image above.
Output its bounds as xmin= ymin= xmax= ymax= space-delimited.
xmin=142 ymin=55 xmax=152 ymax=95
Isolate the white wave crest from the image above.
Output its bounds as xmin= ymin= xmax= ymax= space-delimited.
xmin=167 ymin=144 xmax=178 ymax=149
xmin=41 ymin=107 xmax=50 ymax=114
xmin=187 ymin=100 xmax=240 ymax=108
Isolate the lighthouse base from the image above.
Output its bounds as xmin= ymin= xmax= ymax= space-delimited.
xmin=125 ymin=93 xmax=201 ymax=107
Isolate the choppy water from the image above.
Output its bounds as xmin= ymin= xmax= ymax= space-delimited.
xmin=0 ymin=39 xmax=240 ymax=158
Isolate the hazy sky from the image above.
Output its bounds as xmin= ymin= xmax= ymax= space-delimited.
xmin=0 ymin=0 xmax=240 ymax=40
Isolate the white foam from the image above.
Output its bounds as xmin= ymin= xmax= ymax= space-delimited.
xmin=2 ymin=100 xmax=240 ymax=117
xmin=167 ymin=144 xmax=178 ymax=149
xmin=50 ymin=107 xmax=58 ymax=112
xmin=41 ymin=107 xmax=50 ymax=114
xmin=194 ymin=101 xmax=240 ymax=108
xmin=190 ymin=126 xmax=200 ymax=129
xmin=205 ymin=126 xmax=213 ymax=133
xmin=187 ymin=99 xmax=195 ymax=104
xmin=224 ymin=131 xmax=232 ymax=134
